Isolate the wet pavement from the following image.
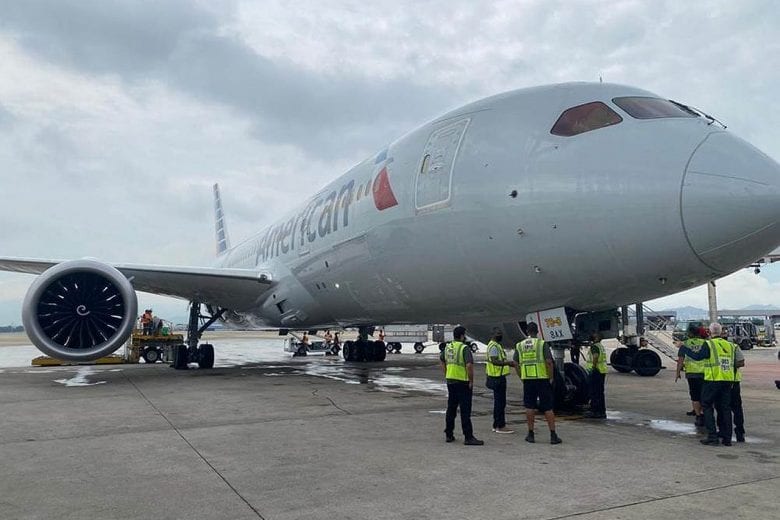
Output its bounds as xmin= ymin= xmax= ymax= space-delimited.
xmin=0 ymin=338 xmax=777 ymax=519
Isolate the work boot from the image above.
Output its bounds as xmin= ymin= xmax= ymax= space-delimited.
xmin=695 ymin=415 xmax=705 ymax=427
xmin=721 ymin=439 xmax=733 ymax=447
xmin=550 ymin=432 xmax=562 ymax=445
xmin=700 ymin=438 xmax=720 ymax=446
xmin=736 ymin=432 xmax=746 ymax=443
xmin=445 ymin=432 xmax=455 ymax=443
xmin=464 ymin=437 xmax=484 ymax=446
xmin=525 ymin=431 xmax=535 ymax=443
xmin=686 ymin=410 xmax=697 ymax=416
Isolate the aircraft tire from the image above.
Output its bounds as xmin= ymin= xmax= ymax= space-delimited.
xmin=564 ymin=362 xmax=590 ymax=406
xmin=198 ymin=344 xmax=215 ymax=369
xmin=173 ymin=344 xmax=189 ymax=370
xmin=633 ymin=349 xmax=661 ymax=377
xmin=414 ymin=342 xmax=425 ymax=354
xmin=610 ymin=348 xmax=633 ymax=373
xmin=342 ymin=341 xmax=354 ymax=361
xmin=142 ymin=347 xmax=160 ymax=364
xmin=375 ymin=341 xmax=387 ymax=361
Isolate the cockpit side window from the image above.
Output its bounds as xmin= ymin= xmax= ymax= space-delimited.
xmin=550 ymin=102 xmax=623 ymax=137
xmin=612 ymin=97 xmax=699 ymax=119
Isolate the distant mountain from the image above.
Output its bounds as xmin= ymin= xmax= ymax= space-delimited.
xmin=740 ymin=304 xmax=778 ymax=310
xmin=660 ymin=306 xmax=708 ymax=321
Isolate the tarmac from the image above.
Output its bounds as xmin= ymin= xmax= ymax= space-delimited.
xmin=0 ymin=342 xmax=777 ymax=520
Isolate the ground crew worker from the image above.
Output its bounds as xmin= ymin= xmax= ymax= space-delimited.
xmin=676 ymin=323 xmax=706 ymax=427
xmin=514 ymin=322 xmax=562 ymax=445
xmin=721 ymin=327 xmax=746 ymax=442
xmin=140 ymin=309 xmax=153 ymax=336
xmin=679 ymin=322 xmax=736 ymax=446
xmin=485 ymin=329 xmax=517 ymax=433
xmin=584 ymin=332 xmax=607 ymax=419
xmin=440 ymin=326 xmax=483 ymax=445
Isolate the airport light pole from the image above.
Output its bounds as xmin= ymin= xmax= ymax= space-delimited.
xmin=707 ymin=281 xmax=718 ymax=325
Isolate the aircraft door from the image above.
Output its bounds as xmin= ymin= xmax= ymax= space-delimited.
xmin=415 ymin=118 xmax=470 ymax=214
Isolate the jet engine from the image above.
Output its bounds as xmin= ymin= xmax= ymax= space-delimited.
xmin=22 ymin=259 xmax=138 ymax=361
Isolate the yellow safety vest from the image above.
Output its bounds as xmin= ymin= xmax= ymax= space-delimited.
xmin=683 ymin=338 xmax=706 ymax=375
xmin=586 ymin=342 xmax=608 ymax=374
xmin=704 ymin=338 xmax=735 ymax=382
xmin=486 ymin=340 xmax=510 ymax=377
xmin=517 ymin=338 xmax=548 ymax=380
xmin=444 ymin=341 xmax=469 ymax=381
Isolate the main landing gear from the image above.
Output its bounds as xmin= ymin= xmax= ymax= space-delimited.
xmin=172 ymin=302 xmax=224 ymax=370
xmin=342 ymin=326 xmax=387 ymax=362
xmin=610 ymin=345 xmax=662 ymax=376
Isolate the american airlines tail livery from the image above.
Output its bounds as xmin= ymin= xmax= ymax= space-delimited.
xmin=2 ymin=82 xmax=779 ymax=373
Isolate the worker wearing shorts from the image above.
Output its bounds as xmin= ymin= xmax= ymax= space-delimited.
xmin=514 ymin=322 xmax=561 ymax=445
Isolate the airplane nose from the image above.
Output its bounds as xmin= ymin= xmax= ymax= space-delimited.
xmin=681 ymin=132 xmax=780 ymax=273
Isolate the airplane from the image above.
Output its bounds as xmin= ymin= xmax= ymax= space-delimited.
xmin=2 ymin=81 xmax=779 ymax=406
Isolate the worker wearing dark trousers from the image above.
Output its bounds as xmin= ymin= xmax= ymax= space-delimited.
xmin=485 ymin=330 xmax=517 ymax=433
xmin=721 ymin=329 xmax=747 ymax=442
xmin=680 ymin=323 xmax=736 ymax=446
xmin=440 ymin=326 xmax=483 ymax=446
xmin=584 ymin=332 xmax=608 ymax=419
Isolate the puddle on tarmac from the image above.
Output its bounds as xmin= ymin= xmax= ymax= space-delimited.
xmin=301 ymin=364 xmax=445 ymax=395
xmin=607 ymin=410 xmax=769 ymax=443
xmin=53 ymin=367 xmax=107 ymax=387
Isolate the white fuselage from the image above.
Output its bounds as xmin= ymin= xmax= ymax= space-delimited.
xmin=215 ymin=83 xmax=780 ymax=332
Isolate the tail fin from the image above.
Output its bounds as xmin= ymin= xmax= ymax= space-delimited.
xmin=213 ymin=183 xmax=231 ymax=256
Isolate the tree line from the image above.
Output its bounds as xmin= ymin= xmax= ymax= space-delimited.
xmin=0 ymin=326 xmax=24 ymax=333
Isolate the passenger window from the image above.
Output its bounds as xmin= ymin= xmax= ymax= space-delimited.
xmin=550 ymin=102 xmax=622 ymax=136
xmin=612 ymin=97 xmax=699 ymax=119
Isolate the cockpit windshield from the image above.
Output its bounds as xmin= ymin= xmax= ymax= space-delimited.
xmin=612 ymin=97 xmax=700 ymax=119
xmin=550 ymin=101 xmax=623 ymax=137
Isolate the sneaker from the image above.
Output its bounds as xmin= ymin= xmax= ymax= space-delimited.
xmin=445 ymin=434 xmax=455 ymax=443
xmin=550 ymin=432 xmax=562 ymax=444
xmin=494 ymin=428 xmax=515 ymax=434
xmin=464 ymin=437 xmax=484 ymax=446
xmin=700 ymin=438 xmax=720 ymax=446
xmin=525 ymin=431 xmax=535 ymax=443
xmin=736 ymin=433 xmax=746 ymax=443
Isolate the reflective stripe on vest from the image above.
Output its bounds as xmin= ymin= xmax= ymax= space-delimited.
xmin=486 ymin=340 xmax=510 ymax=377
xmin=445 ymin=341 xmax=469 ymax=381
xmin=704 ymin=338 xmax=735 ymax=382
xmin=683 ymin=338 xmax=706 ymax=374
xmin=517 ymin=338 xmax=548 ymax=380
xmin=586 ymin=342 xmax=608 ymax=374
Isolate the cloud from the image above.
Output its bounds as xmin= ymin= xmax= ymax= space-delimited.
xmin=0 ymin=1 xmax=460 ymax=157
xmin=1 ymin=0 xmax=780 ymax=325
xmin=648 ymin=269 xmax=780 ymax=311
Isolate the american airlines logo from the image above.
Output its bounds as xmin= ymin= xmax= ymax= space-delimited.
xmin=254 ymin=151 xmax=398 ymax=263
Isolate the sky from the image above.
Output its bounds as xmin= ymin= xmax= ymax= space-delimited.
xmin=0 ymin=0 xmax=779 ymax=324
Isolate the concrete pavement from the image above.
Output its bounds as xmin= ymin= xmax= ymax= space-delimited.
xmin=0 ymin=347 xmax=777 ymax=519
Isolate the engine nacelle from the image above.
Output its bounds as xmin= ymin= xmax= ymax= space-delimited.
xmin=22 ymin=260 xmax=138 ymax=361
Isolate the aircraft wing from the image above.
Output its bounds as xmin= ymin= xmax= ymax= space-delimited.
xmin=0 ymin=257 xmax=274 ymax=311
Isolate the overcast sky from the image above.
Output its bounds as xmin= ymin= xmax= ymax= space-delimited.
xmin=1 ymin=0 xmax=779 ymax=324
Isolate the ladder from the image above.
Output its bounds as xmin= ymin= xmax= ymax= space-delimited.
xmin=627 ymin=304 xmax=679 ymax=361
